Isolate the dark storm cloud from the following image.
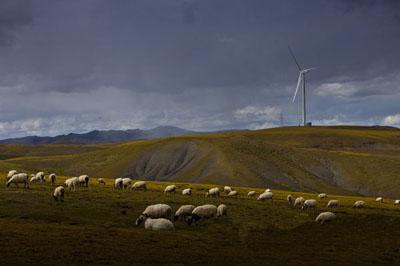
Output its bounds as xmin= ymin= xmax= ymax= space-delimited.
xmin=0 ymin=0 xmax=399 ymax=138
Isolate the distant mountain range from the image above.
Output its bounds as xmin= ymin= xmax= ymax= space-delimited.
xmin=0 ymin=126 xmax=200 ymax=145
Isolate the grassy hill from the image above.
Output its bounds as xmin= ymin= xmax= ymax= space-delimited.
xmin=1 ymin=126 xmax=400 ymax=197
xmin=1 ymin=177 xmax=400 ymax=265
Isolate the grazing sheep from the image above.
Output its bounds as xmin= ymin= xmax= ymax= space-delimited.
xmin=247 ymin=191 xmax=256 ymax=197
xmin=97 ymin=178 xmax=106 ymax=185
xmin=217 ymin=204 xmax=227 ymax=217
xmin=257 ymin=191 xmax=273 ymax=201
xmin=6 ymin=170 xmax=18 ymax=182
xmin=78 ymin=175 xmax=89 ymax=187
xmin=53 ymin=186 xmax=65 ymax=202
xmin=228 ymin=190 xmax=238 ymax=196
xmin=182 ymin=188 xmax=192 ymax=196
xmin=114 ymin=178 xmax=123 ymax=190
xmin=164 ymin=185 xmax=177 ymax=193
xmin=287 ymin=195 xmax=293 ymax=205
xmin=315 ymin=212 xmax=336 ymax=224
xmin=122 ymin=178 xmax=132 ymax=189
xmin=187 ymin=204 xmax=217 ymax=225
xmin=136 ymin=204 xmax=172 ymax=225
xmin=394 ymin=200 xmax=400 ymax=205
xmin=36 ymin=172 xmax=46 ymax=183
xmin=318 ymin=193 xmax=327 ymax=199
xmin=294 ymin=197 xmax=305 ymax=207
xmin=6 ymin=173 xmax=29 ymax=188
xmin=131 ymin=181 xmax=147 ymax=190
xmin=64 ymin=177 xmax=80 ymax=191
xmin=327 ymin=200 xmax=339 ymax=207
xmin=224 ymin=186 xmax=232 ymax=193
xmin=49 ymin=173 xmax=56 ymax=185
xmin=376 ymin=197 xmax=383 ymax=203
xmin=174 ymin=205 xmax=196 ymax=221
xmin=30 ymin=174 xmax=42 ymax=183
xmin=352 ymin=200 xmax=365 ymax=208
xmin=302 ymin=199 xmax=317 ymax=210
xmin=206 ymin=187 xmax=220 ymax=198
xmin=144 ymin=218 xmax=174 ymax=231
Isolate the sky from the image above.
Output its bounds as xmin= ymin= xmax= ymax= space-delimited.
xmin=0 ymin=0 xmax=399 ymax=138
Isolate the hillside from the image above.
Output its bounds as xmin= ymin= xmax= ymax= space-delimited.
xmin=1 ymin=126 xmax=400 ymax=197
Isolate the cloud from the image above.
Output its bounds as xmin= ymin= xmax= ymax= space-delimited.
xmin=382 ymin=114 xmax=400 ymax=126
xmin=234 ymin=105 xmax=281 ymax=121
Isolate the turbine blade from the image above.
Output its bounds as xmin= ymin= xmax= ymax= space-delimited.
xmin=288 ymin=46 xmax=302 ymax=70
xmin=292 ymin=72 xmax=302 ymax=102
xmin=301 ymin=67 xmax=316 ymax=73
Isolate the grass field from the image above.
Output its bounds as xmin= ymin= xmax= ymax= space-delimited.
xmin=1 ymin=176 xmax=400 ymax=265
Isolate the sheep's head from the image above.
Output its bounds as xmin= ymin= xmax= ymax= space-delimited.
xmin=135 ymin=214 xmax=147 ymax=226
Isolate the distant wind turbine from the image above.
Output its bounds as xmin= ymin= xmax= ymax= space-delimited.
xmin=288 ymin=46 xmax=316 ymax=126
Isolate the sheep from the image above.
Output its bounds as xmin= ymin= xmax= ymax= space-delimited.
xmin=352 ymin=200 xmax=365 ymax=208
xmin=247 ymin=191 xmax=256 ymax=197
xmin=217 ymin=204 xmax=227 ymax=217
xmin=228 ymin=190 xmax=238 ymax=196
xmin=224 ymin=186 xmax=232 ymax=193
xmin=376 ymin=197 xmax=383 ymax=203
xmin=136 ymin=204 xmax=172 ymax=225
xmin=257 ymin=191 xmax=273 ymax=201
xmin=36 ymin=172 xmax=46 ymax=183
xmin=318 ymin=193 xmax=327 ymax=199
xmin=186 ymin=204 xmax=217 ymax=225
xmin=205 ymin=187 xmax=220 ymax=198
xmin=294 ymin=197 xmax=305 ymax=207
xmin=287 ymin=195 xmax=293 ymax=205
xmin=327 ymin=200 xmax=339 ymax=207
xmin=6 ymin=170 xmax=18 ymax=182
xmin=64 ymin=177 xmax=79 ymax=191
xmin=53 ymin=186 xmax=65 ymax=202
xmin=6 ymin=173 xmax=29 ymax=188
xmin=164 ymin=185 xmax=177 ymax=193
xmin=114 ymin=178 xmax=123 ymax=190
xmin=122 ymin=178 xmax=132 ymax=189
xmin=174 ymin=205 xmax=196 ymax=221
xmin=30 ymin=174 xmax=42 ymax=183
xmin=78 ymin=175 xmax=89 ymax=187
xmin=144 ymin=218 xmax=174 ymax=231
xmin=97 ymin=178 xmax=106 ymax=185
xmin=302 ymin=199 xmax=317 ymax=210
xmin=131 ymin=181 xmax=147 ymax=190
xmin=394 ymin=200 xmax=400 ymax=205
xmin=49 ymin=173 xmax=56 ymax=186
xmin=315 ymin=212 xmax=336 ymax=224
xmin=182 ymin=188 xmax=192 ymax=196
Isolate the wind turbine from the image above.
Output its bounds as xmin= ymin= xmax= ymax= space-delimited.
xmin=288 ymin=46 xmax=316 ymax=126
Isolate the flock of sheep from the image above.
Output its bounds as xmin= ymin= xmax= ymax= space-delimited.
xmin=4 ymin=169 xmax=400 ymax=231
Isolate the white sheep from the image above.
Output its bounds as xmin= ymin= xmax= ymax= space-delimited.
xmin=53 ymin=186 xmax=65 ymax=202
xmin=228 ymin=190 xmax=238 ymax=196
xmin=35 ymin=172 xmax=45 ymax=183
xmin=131 ymin=181 xmax=147 ymax=190
xmin=352 ymin=200 xmax=365 ymax=208
xmin=78 ymin=175 xmax=89 ymax=187
xmin=247 ymin=191 xmax=256 ymax=197
xmin=205 ymin=187 xmax=220 ymax=198
xmin=287 ymin=195 xmax=293 ymax=205
xmin=64 ymin=177 xmax=80 ymax=191
xmin=224 ymin=186 xmax=232 ymax=193
xmin=136 ymin=204 xmax=172 ymax=225
xmin=315 ymin=212 xmax=336 ymax=224
xmin=294 ymin=197 xmax=305 ymax=207
xmin=182 ymin=188 xmax=192 ymax=196
xmin=217 ymin=204 xmax=227 ymax=217
xmin=187 ymin=204 xmax=217 ymax=225
xmin=30 ymin=174 xmax=42 ymax=183
xmin=164 ymin=185 xmax=177 ymax=193
xmin=302 ymin=199 xmax=317 ymax=210
xmin=144 ymin=218 xmax=174 ymax=231
xmin=327 ymin=200 xmax=339 ymax=207
xmin=98 ymin=178 xmax=106 ymax=185
xmin=394 ymin=200 xmax=400 ymax=205
xmin=6 ymin=173 xmax=29 ymax=188
xmin=122 ymin=178 xmax=132 ymax=189
xmin=318 ymin=193 xmax=327 ymax=199
xmin=6 ymin=170 xmax=18 ymax=182
xmin=376 ymin=197 xmax=383 ymax=203
xmin=174 ymin=205 xmax=196 ymax=221
xmin=257 ymin=191 xmax=273 ymax=201
xmin=49 ymin=173 xmax=56 ymax=185
xmin=114 ymin=178 xmax=123 ymax=190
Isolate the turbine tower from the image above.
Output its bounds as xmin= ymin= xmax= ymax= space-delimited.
xmin=288 ymin=46 xmax=316 ymax=126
